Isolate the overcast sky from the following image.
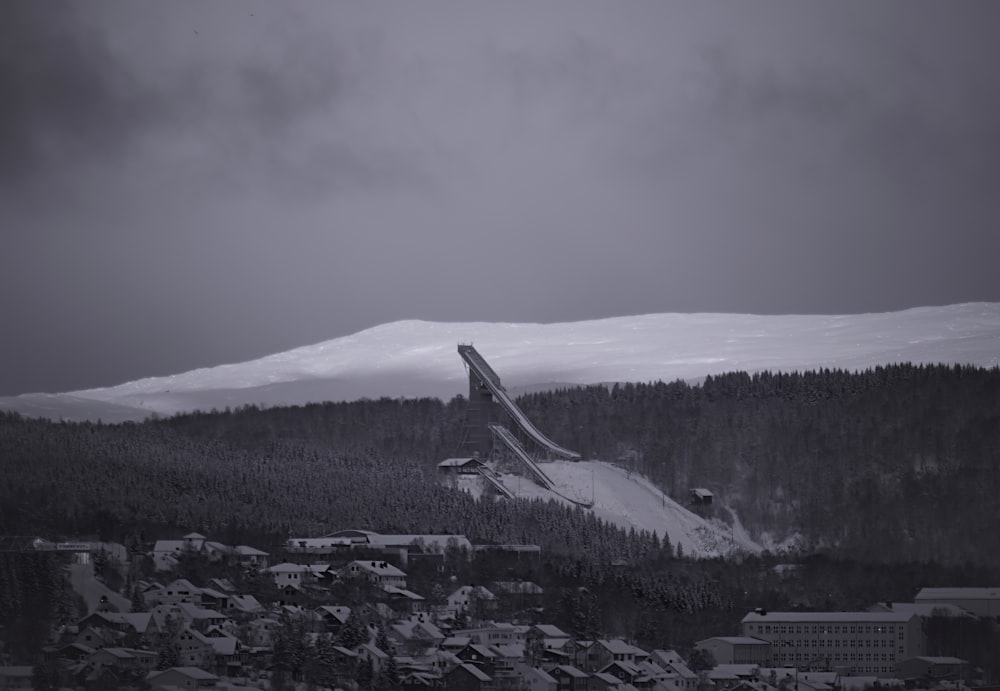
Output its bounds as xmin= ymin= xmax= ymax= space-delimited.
xmin=2 ymin=1 xmax=999 ymax=395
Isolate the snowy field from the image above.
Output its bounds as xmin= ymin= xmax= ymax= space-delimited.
xmin=2 ymin=302 xmax=997 ymax=422
xmin=495 ymin=460 xmax=761 ymax=558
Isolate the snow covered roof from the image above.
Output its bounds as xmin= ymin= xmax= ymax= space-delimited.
xmin=384 ymin=586 xmax=425 ymax=600
xmin=148 ymin=667 xmax=218 ymax=681
xmin=710 ymin=664 xmax=760 ymax=679
xmin=698 ymin=636 xmax=770 ymax=646
xmin=553 ymin=664 xmax=589 ymax=678
xmin=742 ymin=610 xmax=916 ymax=623
xmin=456 ymin=663 xmax=491 ymax=682
xmin=266 ymin=562 xmax=311 ymax=573
xmin=438 ymin=457 xmax=481 ymax=467
xmin=598 ymin=638 xmax=646 ymax=655
xmin=915 ymin=587 xmax=1000 ymax=600
xmin=872 ymin=602 xmax=974 ymax=617
xmin=349 ymin=560 xmax=407 ymax=576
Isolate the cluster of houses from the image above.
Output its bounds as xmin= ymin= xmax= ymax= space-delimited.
xmin=3 ymin=531 xmax=993 ymax=691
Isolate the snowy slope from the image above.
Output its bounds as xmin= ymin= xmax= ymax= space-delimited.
xmin=1 ymin=302 xmax=998 ymax=422
xmin=495 ymin=460 xmax=759 ymax=558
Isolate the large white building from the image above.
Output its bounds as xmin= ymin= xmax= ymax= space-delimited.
xmin=740 ymin=610 xmax=923 ymax=676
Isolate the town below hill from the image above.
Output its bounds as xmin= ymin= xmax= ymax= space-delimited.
xmin=2 ymin=530 xmax=998 ymax=689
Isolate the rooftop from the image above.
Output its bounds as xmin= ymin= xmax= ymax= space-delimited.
xmin=915 ymin=587 xmax=1000 ymax=600
xmin=742 ymin=610 xmax=916 ymax=623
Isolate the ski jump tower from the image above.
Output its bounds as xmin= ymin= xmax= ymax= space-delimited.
xmin=457 ymin=345 xmax=579 ymax=490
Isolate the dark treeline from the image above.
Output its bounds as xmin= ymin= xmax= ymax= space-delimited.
xmin=0 ymin=410 xmax=660 ymax=566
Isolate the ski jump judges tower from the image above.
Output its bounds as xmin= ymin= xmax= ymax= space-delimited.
xmin=457 ymin=345 xmax=580 ymax=491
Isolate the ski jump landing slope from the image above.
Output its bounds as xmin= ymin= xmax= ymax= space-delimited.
xmin=500 ymin=460 xmax=762 ymax=558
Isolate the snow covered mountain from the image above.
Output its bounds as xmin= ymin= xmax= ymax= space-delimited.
xmin=2 ymin=302 xmax=998 ymax=423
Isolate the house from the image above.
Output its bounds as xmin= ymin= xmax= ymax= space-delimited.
xmin=389 ymin=617 xmax=446 ymax=656
xmin=708 ymin=664 xmax=760 ymax=689
xmin=437 ymin=457 xmax=485 ymax=475
xmin=197 ymin=588 xmax=231 ymax=612
xmin=444 ymin=662 xmax=492 ymax=691
xmin=549 ymin=664 xmax=591 ymax=691
xmin=154 ymin=579 xmax=201 ymax=606
xmin=894 ymin=656 xmax=968 ymax=682
xmin=690 ymin=488 xmax=714 ymax=505
xmin=151 ymin=540 xmax=186 ymax=572
xmin=264 ymin=562 xmax=312 ymax=588
xmin=589 ymin=639 xmax=648 ymax=670
xmin=597 ymin=660 xmax=642 ymax=686
xmin=228 ymin=594 xmax=263 ymax=615
xmin=517 ymin=664 xmax=558 ymax=691
xmin=355 ymin=643 xmax=390 ymax=673
xmin=456 ymin=643 xmax=497 ymax=677
xmin=51 ymin=642 xmax=96 ymax=662
xmin=146 ymin=666 xmax=219 ymax=691
xmin=173 ymin=626 xmax=216 ymax=668
xmin=174 ymin=602 xmax=229 ymax=632
xmin=206 ymin=578 xmax=236 ymax=593
xmin=447 ymin=585 xmax=497 ymax=617
xmin=455 ymin=623 xmax=524 ymax=646
xmin=74 ymin=625 xmax=119 ymax=650
xmin=526 ymin=624 xmax=571 ymax=660
xmin=85 ymin=647 xmax=158 ymax=675
xmin=590 ymin=671 xmax=630 ymax=690
xmin=316 ymin=605 xmax=352 ymax=633
xmin=244 ymin=617 xmax=281 ymax=648
xmin=345 ymin=560 xmax=408 ymax=589
xmin=202 ymin=632 xmax=245 ymax=677
xmin=385 ymin=585 xmax=428 ymax=615
xmin=649 ymin=651 xmax=698 ymax=691
xmin=696 ymin=637 xmax=771 ymax=665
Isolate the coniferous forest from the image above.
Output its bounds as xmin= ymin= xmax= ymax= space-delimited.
xmin=1 ymin=363 xmax=998 ymax=565
xmin=1 ymin=363 xmax=1000 ymax=665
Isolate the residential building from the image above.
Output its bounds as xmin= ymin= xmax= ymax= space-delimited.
xmin=146 ymin=667 xmax=218 ymax=691
xmin=894 ymin=656 xmax=968 ymax=683
xmin=696 ymin=636 xmax=771 ymax=664
xmin=345 ymin=560 xmax=408 ymax=589
xmin=549 ymin=664 xmax=591 ymax=691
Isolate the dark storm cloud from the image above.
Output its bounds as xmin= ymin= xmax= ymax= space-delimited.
xmin=2 ymin=1 xmax=999 ymax=397
xmin=0 ymin=4 xmax=157 ymax=183
xmin=0 ymin=3 xmax=420 ymax=203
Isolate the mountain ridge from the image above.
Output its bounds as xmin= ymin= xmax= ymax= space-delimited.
xmin=2 ymin=302 xmax=998 ymax=422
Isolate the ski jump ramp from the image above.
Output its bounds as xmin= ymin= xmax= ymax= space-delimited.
xmin=457 ymin=344 xmax=581 ymax=463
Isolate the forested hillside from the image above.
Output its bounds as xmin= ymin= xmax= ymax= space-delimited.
xmin=517 ymin=364 xmax=1000 ymax=564
xmin=0 ymin=408 xmax=661 ymax=566
xmin=1 ymin=363 xmax=997 ymax=567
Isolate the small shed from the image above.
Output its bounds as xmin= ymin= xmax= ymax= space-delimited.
xmin=690 ymin=488 xmax=714 ymax=505
xmin=438 ymin=458 xmax=484 ymax=476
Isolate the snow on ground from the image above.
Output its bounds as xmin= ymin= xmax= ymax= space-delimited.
xmin=496 ymin=460 xmax=762 ymax=558
xmin=1 ymin=302 xmax=997 ymax=422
